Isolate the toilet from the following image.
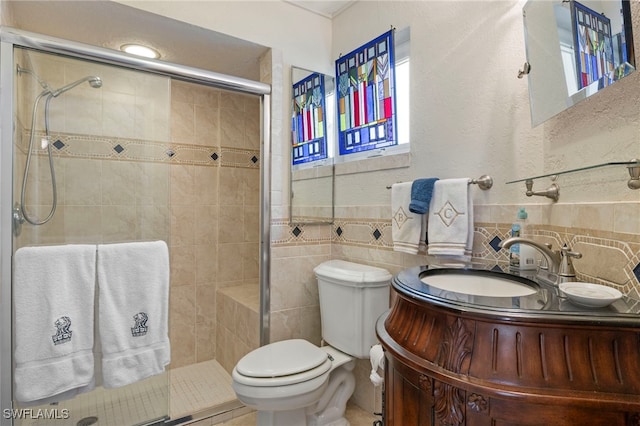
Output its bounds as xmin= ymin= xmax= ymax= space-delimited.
xmin=232 ymin=260 xmax=391 ymax=425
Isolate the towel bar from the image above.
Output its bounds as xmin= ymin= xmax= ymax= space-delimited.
xmin=386 ymin=175 xmax=493 ymax=190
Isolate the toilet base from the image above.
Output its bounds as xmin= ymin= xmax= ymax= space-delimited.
xmin=255 ymin=410 xmax=350 ymax=426
xmin=308 ymin=416 xmax=349 ymax=426
xmin=234 ymin=344 xmax=358 ymax=426
xmin=249 ymin=363 xmax=355 ymax=426
xmin=307 ymin=363 xmax=355 ymax=426
xmin=257 ymin=409 xmax=307 ymax=425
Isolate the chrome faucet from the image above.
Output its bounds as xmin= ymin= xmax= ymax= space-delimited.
xmin=499 ymin=237 xmax=582 ymax=283
xmin=500 ymin=237 xmax=560 ymax=272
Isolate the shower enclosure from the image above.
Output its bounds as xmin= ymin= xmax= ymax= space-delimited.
xmin=0 ymin=28 xmax=271 ymax=426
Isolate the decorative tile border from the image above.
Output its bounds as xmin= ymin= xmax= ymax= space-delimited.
xmin=17 ymin=129 xmax=260 ymax=169
xmin=272 ymin=217 xmax=640 ymax=296
xmin=332 ymin=218 xmax=391 ymax=249
xmin=270 ymin=220 xmax=332 ymax=246
xmin=473 ymin=224 xmax=504 ymax=262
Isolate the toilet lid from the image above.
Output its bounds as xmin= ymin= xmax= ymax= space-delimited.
xmin=236 ymin=339 xmax=328 ymax=378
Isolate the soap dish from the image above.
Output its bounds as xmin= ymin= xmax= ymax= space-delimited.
xmin=559 ymin=282 xmax=623 ymax=308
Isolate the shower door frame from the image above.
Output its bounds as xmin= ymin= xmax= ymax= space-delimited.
xmin=0 ymin=27 xmax=272 ymax=425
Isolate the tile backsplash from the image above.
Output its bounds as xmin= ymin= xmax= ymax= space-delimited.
xmin=274 ymin=202 xmax=640 ymax=299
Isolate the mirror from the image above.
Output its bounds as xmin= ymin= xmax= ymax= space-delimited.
xmin=290 ymin=66 xmax=335 ymax=224
xmin=523 ymin=0 xmax=635 ymax=126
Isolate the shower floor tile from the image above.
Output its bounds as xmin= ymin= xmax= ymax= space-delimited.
xmin=14 ymin=373 xmax=168 ymax=426
xmin=169 ymin=359 xmax=239 ymax=420
xmin=13 ymin=360 xmax=238 ymax=426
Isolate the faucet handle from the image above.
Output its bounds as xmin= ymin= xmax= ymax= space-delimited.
xmin=559 ymin=244 xmax=582 ymax=277
xmin=561 ymin=244 xmax=582 ymax=259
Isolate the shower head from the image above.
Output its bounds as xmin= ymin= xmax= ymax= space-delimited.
xmin=88 ymin=77 xmax=103 ymax=89
xmin=51 ymin=75 xmax=103 ymax=97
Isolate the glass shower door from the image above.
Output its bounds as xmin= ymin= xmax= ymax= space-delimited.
xmin=11 ymin=47 xmax=171 ymax=426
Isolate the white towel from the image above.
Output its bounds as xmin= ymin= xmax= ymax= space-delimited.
xmin=392 ymin=182 xmax=427 ymax=254
xmin=97 ymin=241 xmax=170 ymax=388
xmin=427 ymin=178 xmax=474 ymax=260
xmin=13 ymin=244 xmax=96 ymax=404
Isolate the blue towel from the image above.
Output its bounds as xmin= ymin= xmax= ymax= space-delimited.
xmin=409 ymin=178 xmax=439 ymax=214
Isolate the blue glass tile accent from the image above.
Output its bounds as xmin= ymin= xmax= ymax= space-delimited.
xmin=292 ymin=226 xmax=302 ymax=237
xmin=336 ymin=226 xmax=343 ymax=236
xmin=251 ymin=156 xmax=258 ymax=164
xmin=211 ymin=152 xmax=219 ymax=161
xmin=52 ymin=140 xmax=65 ymax=150
xmin=633 ymin=262 xmax=640 ymax=282
xmin=489 ymin=236 xmax=502 ymax=252
xmin=491 ymin=264 xmax=503 ymax=272
xmin=166 ymin=149 xmax=175 ymax=158
xmin=373 ymin=229 xmax=382 ymax=240
xmin=113 ymin=144 xmax=124 ymax=153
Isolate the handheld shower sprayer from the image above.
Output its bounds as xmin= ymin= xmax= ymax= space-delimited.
xmin=16 ymin=65 xmax=102 ymax=96
xmin=50 ymin=76 xmax=103 ymax=97
xmin=14 ymin=65 xmax=103 ymax=235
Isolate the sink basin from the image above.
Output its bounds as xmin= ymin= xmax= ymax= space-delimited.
xmin=420 ymin=269 xmax=538 ymax=297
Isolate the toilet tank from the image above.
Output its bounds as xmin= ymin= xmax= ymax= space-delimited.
xmin=314 ymin=260 xmax=392 ymax=358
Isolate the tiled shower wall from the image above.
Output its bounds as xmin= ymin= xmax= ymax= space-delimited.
xmin=14 ymin=50 xmax=261 ymax=371
xmin=169 ymin=81 xmax=261 ymax=370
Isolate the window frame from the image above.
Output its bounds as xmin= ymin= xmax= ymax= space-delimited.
xmin=334 ymin=27 xmax=410 ymax=165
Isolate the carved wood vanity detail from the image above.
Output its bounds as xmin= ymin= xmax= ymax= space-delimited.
xmin=376 ymin=267 xmax=640 ymax=426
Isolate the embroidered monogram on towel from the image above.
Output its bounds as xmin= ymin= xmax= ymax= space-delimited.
xmin=52 ymin=316 xmax=72 ymax=345
xmin=427 ymin=178 xmax=473 ymax=259
xmin=392 ymin=206 xmax=412 ymax=229
xmin=131 ymin=312 xmax=148 ymax=337
xmin=434 ymin=200 xmax=465 ymax=227
xmin=391 ymin=182 xmax=427 ymax=255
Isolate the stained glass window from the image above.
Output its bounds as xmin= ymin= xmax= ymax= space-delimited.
xmin=291 ymin=72 xmax=328 ymax=166
xmin=571 ymin=1 xmax=614 ymax=90
xmin=335 ymin=30 xmax=397 ymax=156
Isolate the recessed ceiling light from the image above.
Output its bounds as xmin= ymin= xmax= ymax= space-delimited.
xmin=120 ymin=44 xmax=160 ymax=59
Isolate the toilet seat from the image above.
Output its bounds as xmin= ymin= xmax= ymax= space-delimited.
xmin=233 ymin=339 xmax=331 ymax=387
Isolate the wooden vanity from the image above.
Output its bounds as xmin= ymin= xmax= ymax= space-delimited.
xmin=376 ymin=266 xmax=640 ymax=426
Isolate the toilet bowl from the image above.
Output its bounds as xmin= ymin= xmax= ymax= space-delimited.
xmin=231 ymin=260 xmax=392 ymax=426
xmin=232 ymin=339 xmax=355 ymax=425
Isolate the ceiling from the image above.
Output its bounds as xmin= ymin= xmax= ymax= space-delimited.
xmin=2 ymin=1 xmax=357 ymax=81
xmin=2 ymin=1 xmax=271 ymax=80
xmin=285 ymin=0 xmax=356 ymax=18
